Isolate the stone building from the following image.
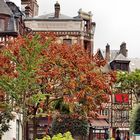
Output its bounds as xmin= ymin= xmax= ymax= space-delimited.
xmin=24 ymin=1 xmax=96 ymax=55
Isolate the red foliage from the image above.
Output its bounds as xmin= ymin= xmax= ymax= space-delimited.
xmin=0 ymin=33 xmax=116 ymax=113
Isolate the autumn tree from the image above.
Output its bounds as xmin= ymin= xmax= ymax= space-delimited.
xmin=0 ymin=33 xmax=52 ymax=140
xmin=0 ymin=33 xmax=116 ymax=139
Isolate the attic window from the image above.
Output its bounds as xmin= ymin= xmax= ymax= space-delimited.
xmin=0 ymin=19 xmax=5 ymax=31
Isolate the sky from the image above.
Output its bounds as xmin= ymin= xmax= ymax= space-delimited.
xmin=12 ymin=0 xmax=140 ymax=58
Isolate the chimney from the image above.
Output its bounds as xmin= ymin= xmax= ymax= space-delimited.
xmin=54 ymin=1 xmax=60 ymax=18
xmin=120 ymin=42 xmax=127 ymax=57
xmin=105 ymin=43 xmax=110 ymax=62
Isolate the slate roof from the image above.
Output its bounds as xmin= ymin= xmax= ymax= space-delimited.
xmin=98 ymin=49 xmax=130 ymax=62
xmin=0 ymin=0 xmax=12 ymax=15
xmin=26 ymin=13 xmax=82 ymax=21
xmin=99 ymin=49 xmax=119 ymax=61
xmin=113 ymin=53 xmax=130 ymax=62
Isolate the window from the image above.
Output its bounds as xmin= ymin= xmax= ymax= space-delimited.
xmin=0 ymin=19 xmax=5 ymax=31
xmin=63 ymin=39 xmax=72 ymax=46
xmin=114 ymin=62 xmax=128 ymax=71
xmin=115 ymin=63 xmax=121 ymax=70
xmin=121 ymin=63 xmax=128 ymax=71
xmin=102 ymin=109 xmax=109 ymax=116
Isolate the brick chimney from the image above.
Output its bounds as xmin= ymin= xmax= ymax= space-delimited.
xmin=105 ymin=43 xmax=110 ymax=62
xmin=54 ymin=1 xmax=60 ymax=18
xmin=120 ymin=42 xmax=127 ymax=57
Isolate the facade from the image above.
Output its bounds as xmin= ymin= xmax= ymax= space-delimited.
xmin=96 ymin=43 xmax=132 ymax=139
xmin=24 ymin=2 xmax=96 ymax=55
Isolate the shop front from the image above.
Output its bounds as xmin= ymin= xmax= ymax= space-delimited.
xmin=89 ymin=119 xmax=109 ymax=140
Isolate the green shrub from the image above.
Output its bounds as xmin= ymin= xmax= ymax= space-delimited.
xmin=35 ymin=131 xmax=74 ymax=140
xmin=130 ymin=103 xmax=140 ymax=134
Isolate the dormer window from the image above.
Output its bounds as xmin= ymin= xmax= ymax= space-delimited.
xmin=110 ymin=61 xmax=129 ymax=71
xmin=0 ymin=19 xmax=5 ymax=31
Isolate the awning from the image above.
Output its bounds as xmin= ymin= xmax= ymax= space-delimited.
xmin=90 ymin=119 xmax=109 ymax=128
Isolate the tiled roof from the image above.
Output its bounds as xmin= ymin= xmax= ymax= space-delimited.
xmin=99 ymin=49 xmax=130 ymax=62
xmin=99 ymin=49 xmax=120 ymax=61
xmin=113 ymin=53 xmax=130 ymax=62
xmin=90 ymin=119 xmax=109 ymax=127
xmin=0 ymin=0 xmax=12 ymax=15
